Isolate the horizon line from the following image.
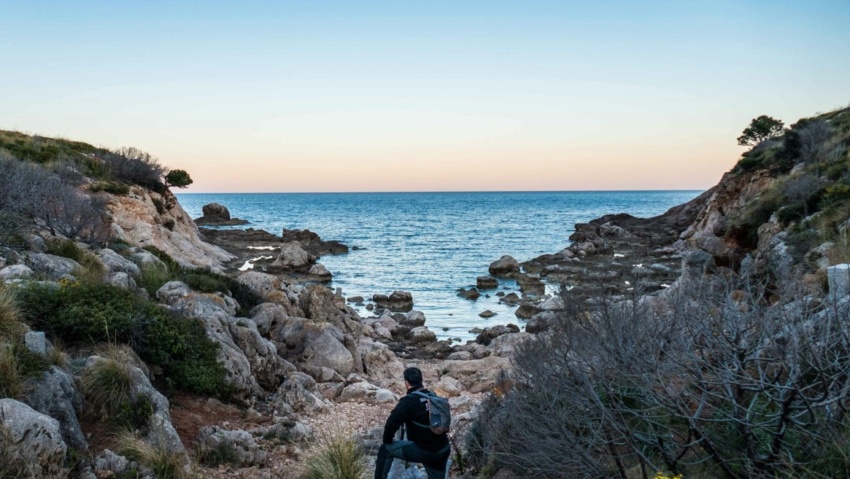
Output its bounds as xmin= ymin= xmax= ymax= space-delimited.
xmin=176 ymin=188 xmax=707 ymax=195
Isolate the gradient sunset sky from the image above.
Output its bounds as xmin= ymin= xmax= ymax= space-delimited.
xmin=1 ymin=1 xmax=848 ymax=193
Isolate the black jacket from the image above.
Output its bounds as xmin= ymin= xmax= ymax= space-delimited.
xmin=382 ymin=387 xmax=450 ymax=452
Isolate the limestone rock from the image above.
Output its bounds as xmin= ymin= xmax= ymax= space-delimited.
xmin=23 ymin=366 xmax=86 ymax=452
xmin=373 ymin=291 xmax=414 ymax=312
xmin=229 ymin=318 xmax=294 ymax=390
xmin=489 ymin=255 xmax=519 ymax=277
xmin=273 ymin=372 xmax=330 ymax=415
xmin=94 ymin=450 xmax=131 ymax=478
xmin=408 ymin=326 xmax=436 ymax=344
xmin=106 ymin=271 xmax=137 ymax=290
xmin=0 ymin=264 xmax=34 ymax=281
xmin=24 ymin=253 xmax=81 ymax=281
xmin=829 ymin=264 xmax=850 ymax=300
xmin=308 ymin=263 xmax=333 ymax=281
xmin=302 ymin=324 xmax=355 ymax=376
xmin=96 ymin=248 xmax=141 ymax=277
xmin=441 ymin=356 xmax=510 ymax=393
xmin=273 ymin=241 xmax=316 ymax=271
xmin=24 ymin=331 xmax=50 ymax=356
xmin=477 ymin=276 xmax=499 ymax=289
xmin=0 ymin=399 xmax=68 ymax=479
xmin=338 ymin=382 xmax=398 ymax=404
xmin=476 ymin=324 xmax=519 ymax=346
xmin=197 ymin=426 xmax=267 ymax=467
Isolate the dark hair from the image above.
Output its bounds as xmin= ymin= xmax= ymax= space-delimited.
xmin=404 ymin=367 xmax=423 ymax=388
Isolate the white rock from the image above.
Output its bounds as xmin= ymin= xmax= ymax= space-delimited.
xmin=0 ymin=399 xmax=68 ymax=479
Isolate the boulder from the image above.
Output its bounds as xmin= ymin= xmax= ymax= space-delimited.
xmin=229 ymin=318 xmax=295 ymax=390
xmin=281 ymin=228 xmax=349 ymax=256
xmin=488 ymin=332 xmax=531 ymax=357
xmin=23 ymin=366 xmax=86 ymax=452
xmin=476 ymin=324 xmax=519 ymax=346
xmin=478 ymin=310 xmax=496 ymax=318
xmin=238 ymin=272 xmax=302 ymax=316
xmin=441 ymin=356 xmax=511 ymax=393
xmin=357 ymin=337 xmax=404 ymax=389
xmin=24 ymin=253 xmax=81 ymax=281
xmin=96 ymin=248 xmax=141 ymax=277
xmin=408 ymin=326 xmax=437 ymax=344
xmin=0 ymin=264 xmax=34 ymax=281
xmin=127 ymin=248 xmax=167 ymax=270
xmin=197 ymin=426 xmax=267 ymax=467
xmin=517 ymin=275 xmax=545 ymax=296
xmin=446 ymin=351 xmax=472 ymax=361
xmin=249 ymin=302 xmax=290 ymax=336
xmin=434 ymin=375 xmax=464 ymax=397
xmin=0 ymin=399 xmax=68 ymax=479
xmin=402 ymin=310 xmax=426 ymax=327
xmin=273 ymin=242 xmax=316 ymax=271
xmin=94 ymin=450 xmax=132 ymax=478
xmin=457 ymin=287 xmax=480 ymax=300
xmin=24 ymin=331 xmax=50 ymax=356
xmin=249 ymin=420 xmax=313 ymax=443
xmin=302 ymin=324 xmax=355 ymax=376
xmin=373 ymin=291 xmax=414 ymax=312
xmin=308 ymin=263 xmax=333 ymax=281
xmin=489 ymin=255 xmax=519 ymax=277
xmin=273 ymin=372 xmax=330 ymax=415
xmin=477 ymin=276 xmax=499 ymax=290
xmin=106 ymin=271 xmax=137 ymax=290
xmin=500 ymin=292 xmax=521 ymax=305
xmin=202 ymin=203 xmax=231 ymax=221
xmin=338 ymin=382 xmax=398 ymax=404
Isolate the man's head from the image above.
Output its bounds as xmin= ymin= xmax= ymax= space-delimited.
xmin=404 ymin=367 xmax=423 ymax=389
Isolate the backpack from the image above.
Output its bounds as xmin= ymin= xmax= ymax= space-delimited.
xmin=411 ymin=390 xmax=451 ymax=435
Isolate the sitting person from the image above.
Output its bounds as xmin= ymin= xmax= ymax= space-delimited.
xmin=374 ymin=367 xmax=451 ymax=479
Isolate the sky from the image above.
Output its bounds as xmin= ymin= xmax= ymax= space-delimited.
xmin=1 ymin=1 xmax=849 ymax=193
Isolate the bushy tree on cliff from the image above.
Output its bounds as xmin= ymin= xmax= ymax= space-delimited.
xmin=165 ymin=169 xmax=193 ymax=188
xmin=737 ymin=115 xmax=785 ymax=146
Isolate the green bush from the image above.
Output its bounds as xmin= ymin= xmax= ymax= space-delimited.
xmin=45 ymin=238 xmax=105 ymax=282
xmin=152 ymin=198 xmax=166 ymax=215
xmin=163 ymin=219 xmax=175 ymax=231
xmin=18 ymin=282 xmax=228 ymax=396
xmin=165 ymin=169 xmax=193 ymax=189
xmin=90 ymin=181 xmax=130 ymax=195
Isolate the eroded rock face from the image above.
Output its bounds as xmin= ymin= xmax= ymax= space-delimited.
xmin=273 ymin=372 xmax=330 ymax=415
xmin=229 ymin=318 xmax=295 ymax=390
xmin=0 ymin=399 xmax=68 ymax=479
xmin=108 ymin=188 xmax=235 ymax=271
xmin=197 ymin=426 xmax=267 ymax=467
xmin=301 ymin=324 xmax=355 ymax=376
xmin=24 ymin=366 xmax=87 ymax=452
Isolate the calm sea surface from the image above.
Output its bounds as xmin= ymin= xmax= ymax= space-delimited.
xmin=177 ymin=191 xmax=701 ymax=340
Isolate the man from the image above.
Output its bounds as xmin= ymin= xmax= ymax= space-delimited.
xmin=375 ymin=367 xmax=451 ymax=479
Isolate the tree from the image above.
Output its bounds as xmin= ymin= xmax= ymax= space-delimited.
xmin=737 ymin=115 xmax=785 ymax=146
xmin=165 ymin=169 xmax=193 ymax=188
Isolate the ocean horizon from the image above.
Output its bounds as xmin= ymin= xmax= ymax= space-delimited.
xmin=177 ymin=190 xmax=702 ymax=340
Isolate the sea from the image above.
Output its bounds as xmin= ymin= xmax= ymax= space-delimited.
xmin=177 ymin=191 xmax=701 ymax=340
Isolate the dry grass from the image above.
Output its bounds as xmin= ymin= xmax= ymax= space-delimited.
xmin=115 ymin=430 xmax=191 ymax=479
xmin=300 ymin=424 xmax=366 ymax=479
xmin=0 ymin=341 xmax=23 ymax=399
xmin=0 ymin=286 xmax=24 ymax=340
xmin=79 ymin=353 xmax=134 ymax=415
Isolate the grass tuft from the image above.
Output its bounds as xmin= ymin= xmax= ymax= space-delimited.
xmin=80 ymin=355 xmax=134 ymax=415
xmin=0 ymin=342 xmax=23 ymax=399
xmin=301 ymin=430 xmax=366 ymax=479
xmin=0 ymin=286 xmax=24 ymax=340
xmin=115 ymin=431 xmax=189 ymax=479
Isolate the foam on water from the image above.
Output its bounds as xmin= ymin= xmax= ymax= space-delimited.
xmin=177 ymin=191 xmax=701 ymax=340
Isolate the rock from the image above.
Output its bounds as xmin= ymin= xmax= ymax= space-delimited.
xmin=457 ymin=287 xmax=480 ymax=300
xmin=249 ymin=303 xmax=289 ymax=336
xmin=281 ymin=228 xmax=349 ymax=256
xmin=238 ymin=272 xmax=302 ymax=315
xmin=273 ymin=242 xmax=316 ymax=271
xmin=408 ymin=326 xmax=436 ymax=344
xmin=229 ymin=318 xmax=294 ymax=390
xmin=24 ymin=331 xmax=50 ymax=356
xmin=249 ymin=420 xmax=312 ymax=443
xmin=0 ymin=264 xmax=34 ymax=281
xmin=373 ymin=290 xmax=414 ymax=312
xmin=526 ymin=312 xmax=555 ymax=333
xmin=107 ymin=271 xmax=137 ymax=290
xmin=515 ymin=304 xmax=540 ymax=319
xmin=24 ymin=253 xmax=81 ymax=281
xmin=477 ymin=276 xmax=499 ymax=289
xmin=829 ymin=264 xmax=850 ymax=300
xmin=127 ymin=248 xmax=167 ymax=270
xmin=476 ymin=324 xmax=519 ymax=346
xmin=302 ymin=325 xmax=355 ymax=376
xmin=273 ymin=372 xmax=330 ymax=415
xmin=338 ymin=382 xmax=398 ymax=404
xmin=347 ymin=296 xmax=364 ymax=303
xmin=0 ymin=399 xmax=68 ymax=479
xmin=23 ymin=366 xmax=86 ymax=452
xmin=441 ymin=356 xmax=511 ymax=393
xmin=516 ymin=275 xmax=545 ymax=296
xmin=478 ymin=310 xmax=496 ymax=318
xmin=197 ymin=426 xmax=267 ymax=467
xmin=539 ymin=296 xmax=564 ymax=311
xmin=435 ymin=376 xmax=464 ymax=397
xmin=94 ymin=450 xmax=131 ymax=478
xmin=489 ymin=255 xmax=520 ymax=277
xmin=500 ymin=292 xmax=521 ymax=305
xmin=358 ymin=337 xmax=404 ymax=388
xmin=308 ymin=263 xmax=333 ymax=281
xmin=488 ymin=332 xmax=531 ymax=356
xmin=96 ymin=248 xmax=141 ymax=277
xmin=202 ymin=203 xmax=231 ymax=221
xmin=402 ymin=310 xmax=426 ymax=327
xmin=446 ymin=351 xmax=472 ymax=361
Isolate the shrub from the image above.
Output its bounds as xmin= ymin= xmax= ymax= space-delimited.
xmin=18 ymin=282 xmax=228 ymax=396
xmin=45 ymin=239 xmax=106 ymax=283
xmin=152 ymin=198 xmax=166 ymax=215
xmin=90 ymin=181 xmax=130 ymax=195
xmin=99 ymin=147 xmax=166 ymax=192
xmin=466 ymin=278 xmax=850 ymax=478
xmin=138 ymin=263 xmax=174 ymax=297
xmin=198 ymin=441 xmax=240 ymax=467
xmin=80 ymin=356 xmax=134 ymax=415
xmin=0 ymin=286 xmax=24 ymax=340
xmin=0 ymin=342 xmax=23 ymax=399
xmin=116 ymin=431 xmax=189 ymax=479
xmin=165 ymin=170 xmax=193 ymax=189
xmin=301 ymin=432 xmax=366 ymax=479
xmin=163 ymin=219 xmax=175 ymax=231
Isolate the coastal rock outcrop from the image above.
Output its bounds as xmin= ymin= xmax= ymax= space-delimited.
xmin=273 ymin=241 xmax=316 ymax=271
xmin=194 ymin=202 xmax=249 ymax=226
xmin=373 ymin=290 xmax=414 ymax=312
xmin=489 ymin=255 xmax=520 ymax=277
